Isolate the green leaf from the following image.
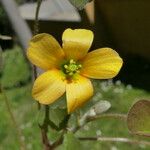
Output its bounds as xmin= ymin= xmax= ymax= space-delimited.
xmin=63 ymin=132 xmax=83 ymax=150
xmin=69 ymin=0 xmax=92 ymax=10
xmin=49 ymin=107 xmax=67 ymax=128
xmin=127 ymin=99 xmax=150 ymax=137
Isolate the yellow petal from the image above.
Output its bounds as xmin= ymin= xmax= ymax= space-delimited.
xmin=66 ymin=75 xmax=93 ymax=113
xmin=62 ymin=28 xmax=94 ymax=60
xmin=27 ymin=33 xmax=64 ymax=70
xmin=32 ymin=69 xmax=66 ymax=105
xmin=80 ymin=48 xmax=123 ymax=79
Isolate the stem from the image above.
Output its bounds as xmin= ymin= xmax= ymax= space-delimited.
xmin=33 ymin=0 xmax=42 ymax=80
xmin=51 ymin=115 xmax=70 ymax=149
xmin=87 ymin=113 xmax=127 ymax=122
xmin=40 ymin=106 xmax=52 ymax=150
xmin=79 ymin=136 xmax=150 ymax=146
xmin=33 ymin=0 xmax=42 ymax=110
xmin=73 ymin=113 xmax=126 ymax=133
xmin=51 ymin=130 xmax=65 ymax=149
xmin=34 ymin=0 xmax=42 ymax=35
xmin=1 ymin=87 xmax=26 ymax=150
xmin=40 ymin=106 xmax=70 ymax=150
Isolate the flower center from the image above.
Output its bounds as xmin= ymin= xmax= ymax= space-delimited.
xmin=63 ymin=59 xmax=82 ymax=76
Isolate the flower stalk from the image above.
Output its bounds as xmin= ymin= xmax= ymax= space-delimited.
xmin=34 ymin=0 xmax=42 ymax=35
xmin=73 ymin=113 xmax=126 ymax=133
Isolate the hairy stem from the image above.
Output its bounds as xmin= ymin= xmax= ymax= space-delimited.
xmin=79 ymin=136 xmax=150 ymax=146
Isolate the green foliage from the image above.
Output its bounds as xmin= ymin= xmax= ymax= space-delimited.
xmin=1 ymin=46 xmax=30 ymax=88
xmin=69 ymin=0 xmax=93 ymax=9
xmin=127 ymin=100 xmax=150 ymax=137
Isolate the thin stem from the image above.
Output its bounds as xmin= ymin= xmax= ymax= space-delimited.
xmin=51 ymin=130 xmax=66 ymax=149
xmin=1 ymin=87 xmax=26 ymax=150
xmin=33 ymin=0 xmax=42 ymax=109
xmin=79 ymin=136 xmax=150 ymax=146
xmin=40 ymin=106 xmax=52 ymax=150
xmin=73 ymin=113 xmax=126 ymax=133
xmin=33 ymin=0 xmax=42 ymax=80
xmin=51 ymin=115 xmax=70 ymax=149
xmin=87 ymin=113 xmax=127 ymax=122
xmin=34 ymin=0 xmax=42 ymax=35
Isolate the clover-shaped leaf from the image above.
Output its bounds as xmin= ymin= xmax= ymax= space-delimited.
xmin=127 ymin=99 xmax=150 ymax=137
xmin=69 ymin=0 xmax=92 ymax=9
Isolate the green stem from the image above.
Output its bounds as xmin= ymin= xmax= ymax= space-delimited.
xmin=1 ymin=87 xmax=26 ymax=150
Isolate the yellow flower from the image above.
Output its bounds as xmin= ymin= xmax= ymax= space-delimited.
xmin=27 ymin=29 xmax=123 ymax=113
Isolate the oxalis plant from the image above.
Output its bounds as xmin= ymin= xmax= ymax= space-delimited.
xmin=0 ymin=0 xmax=150 ymax=150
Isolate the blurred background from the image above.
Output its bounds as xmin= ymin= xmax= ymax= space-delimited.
xmin=0 ymin=0 xmax=150 ymax=149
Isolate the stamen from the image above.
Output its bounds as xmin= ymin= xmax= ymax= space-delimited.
xmin=63 ymin=59 xmax=82 ymax=76
xmin=64 ymin=65 xmax=68 ymax=69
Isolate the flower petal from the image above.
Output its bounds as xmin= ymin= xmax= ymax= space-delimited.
xmin=62 ymin=28 xmax=94 ymax=60
xmin=66 ymin=75 xmax=93 ymax=113
xmin=27 ymin=33 xmax=64 ymax=70
xmin=80 ymin=48 xmax=123 ymax=79
xmin=32 ymin=69 xmax=66 ymax=105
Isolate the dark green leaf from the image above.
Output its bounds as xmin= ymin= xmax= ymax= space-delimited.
xmin=69 ymin=0 xmax=93 ymax=10
xmin=127 ymin=99 xmax=150 ymax=137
